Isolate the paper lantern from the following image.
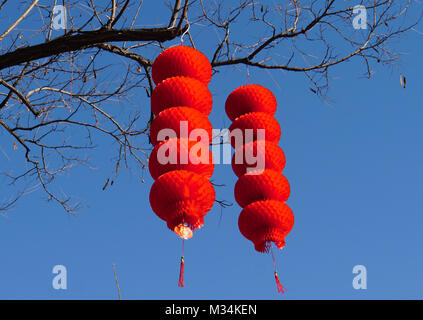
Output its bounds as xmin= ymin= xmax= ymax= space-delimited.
xmin=234 ymin=170 xmax=290 ymax=208
xmin=149 ymin=170 xmax=215 ymax=232
xmin=151 ymin=76 xmax=212 ymax=116
xmin=149 ymin=106 xmax=213 ymax=146
xmin=150 ymin=46 xmax=214 ymax=288
xmin=148 ymin=138 xmax=214 ymax=180
xmin=152 ymin=46 xmax=212 ymax=85
xmin=229 ymin=112 xmax=281 ymax=148
xmin=231 ymin=141 xmax=286 ymax=178
xmin=226 ymin=84 xmax=294 ymax=294
xmin=238 ymin=200 xmax=294 ymax=253
xmin=225 ymin=84 xmax=277 ymax=121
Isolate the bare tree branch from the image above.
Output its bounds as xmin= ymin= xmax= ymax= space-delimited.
xmin=0 ymin=26 xmax=187 ymax=70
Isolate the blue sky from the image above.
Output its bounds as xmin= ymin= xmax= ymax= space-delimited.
xmin=0 ymin=1 xmax=422 ymax=299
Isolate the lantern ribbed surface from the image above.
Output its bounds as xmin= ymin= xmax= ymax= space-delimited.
xmin=238 ymin=200 xmax=294 ymax=253
xmin=234 ymin=170 xmax=290 ymax=208
xmin=148 ymin=138 xmax=214 ymax=180
xmin=152 ymin=46 xmax=212 ymax=85
xmin=225 ymin=84 xmax=277 ymax=121
xmin=231 ymin=141 xmax=286 ymax=177
xmin=149 ymin=106 xmax=213 ymax=146
xmin=229 ymin=112 xmax=281 ymax=148
xmin=149 ymin=170 xmax=215 ymax=231
xmin=151 ymin=76 xmax=213 ymax=116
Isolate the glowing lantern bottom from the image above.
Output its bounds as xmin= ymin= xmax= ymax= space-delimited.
xmin=174 ymin=224 xmax=193 ymax=240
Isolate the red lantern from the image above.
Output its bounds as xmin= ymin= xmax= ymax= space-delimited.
xmin=234 ymin=170 xmax=290 ymax=208
xmin=149 ymin=170 xmax=215 ymax=232
xmin=150 ymin=46 xmax=214 ymax=288
xmin=226 ymin=84 xmax=294 ymax=294
xmin=229 ymin=112 xmax=281 ymax=148
xmin=225 ymin=84 xmax=277 ymax=121
xmin=152 ymin=46 xmax=212 ymax=85
xmin=231 ymin=141 xmax=286 ymax=178
xmin=148 ymin=138 xmax=214 ymax=180
xmin=238 ymin=200 xmax=294 ymax=253
xmin=151 ymin=76 xmax=212 ymax=116
xmin=149 ymin=106 xmax=213 ymax=146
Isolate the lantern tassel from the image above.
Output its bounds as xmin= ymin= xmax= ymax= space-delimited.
xmin=178 ymin=256 xmax=185 ymax=287
xmin=274 ymin=271 xmax=285 ymax=294
xmin=271 ymin=246 xmax=286 ymax=294
xmin=178 ymin=239 xmax=185 ymax=287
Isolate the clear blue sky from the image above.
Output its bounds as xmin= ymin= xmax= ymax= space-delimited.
xmin=0 ymin=1 xmax=422 ymax=299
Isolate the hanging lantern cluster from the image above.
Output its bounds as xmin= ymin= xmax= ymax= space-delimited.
xmin=149 ymin=46 xmax=215 ymax=287
xmin=226 ymin=84 xmax=295 ymax=294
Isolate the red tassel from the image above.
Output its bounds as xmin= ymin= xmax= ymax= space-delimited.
xmin=178 ymin=256 xmax=185 ymax=287
xmin=274 ymin=271 xmax=286 ymax=294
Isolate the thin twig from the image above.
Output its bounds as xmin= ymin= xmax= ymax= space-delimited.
xmin=0 ymin=0 xmax=40 ymax=43
xmin=113 ymin=264 xmax=122 ymax=300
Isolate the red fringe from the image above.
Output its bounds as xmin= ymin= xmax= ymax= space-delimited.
xmin=178 ymin=257 xmax=185 ymax=287
xmin=274 ymin=271 xmax=286 ymax=294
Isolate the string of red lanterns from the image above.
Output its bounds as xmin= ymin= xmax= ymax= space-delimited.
xmin=226 ymin=84 xmax=295 ymax=294
xmin=149 ymin=45 xmax=215 ymax=287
